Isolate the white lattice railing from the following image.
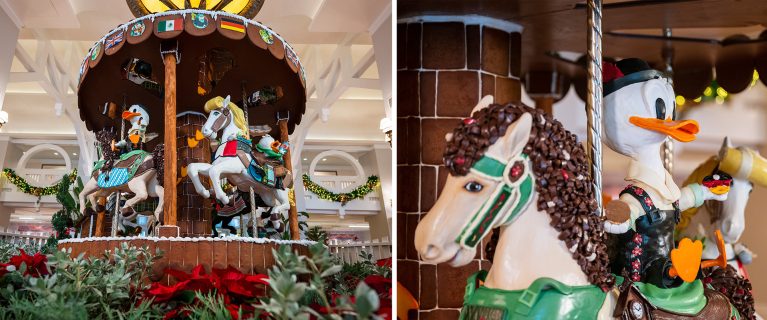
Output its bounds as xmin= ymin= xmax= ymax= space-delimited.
xmin=327 ymin=237 xmax=391 ymax=264
xmin=0 ymin=232 xmax=49 ymax=246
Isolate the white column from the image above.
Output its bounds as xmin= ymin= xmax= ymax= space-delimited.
xmin=370 ymin=10 xmax=392 ymax=117
xmin=0 ymin=7 xmax=19 ymax=115
xmin=0 ymin=136 xmax=10 ymax=230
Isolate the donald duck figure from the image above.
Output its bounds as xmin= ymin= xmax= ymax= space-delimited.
xmin=602 ymin=58 xmax=729 ymax=288
xmin=115 ymin=104 xmax=150 ymax=153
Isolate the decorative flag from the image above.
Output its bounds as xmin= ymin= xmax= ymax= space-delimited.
xmin=105 ymin=32 xmax=123 ymax=49
xmin=259 ymin=29 xmax=274 ymax=44
xmin=157 ymin=19 xmax=183 ymax=32
xmin=220 ymin=17 xmax=245 ymax=33
xmin=130 ymin=21 xmax=146 ymax=37
xmin=90 ymin=44 xmax=100 ymax=61
xmin=191 ymin=13 xmax=208 ymax=29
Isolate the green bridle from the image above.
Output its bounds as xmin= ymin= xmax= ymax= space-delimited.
xmin=455 ymin=153 xmax=535 ymax=248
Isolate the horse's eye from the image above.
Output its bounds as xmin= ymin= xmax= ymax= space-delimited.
xmin=464 ymin=181 xmax=483 ymax=192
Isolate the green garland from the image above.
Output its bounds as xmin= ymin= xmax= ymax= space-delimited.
xmin=1 ymin=168 xmax=77 ymax=198
xmin=302 ymin=174 xmax=380 ymax=205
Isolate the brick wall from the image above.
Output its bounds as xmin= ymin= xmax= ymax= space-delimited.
xmin=176 ymin=113 xmax=213 ymax=237
xmin=397 ymin=20 xmax=522 ymax=319
xmin=58 ymin=239 xmax=311 ymax=285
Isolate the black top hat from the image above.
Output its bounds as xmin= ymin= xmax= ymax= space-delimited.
xmin=603 ymin=58 xmax=667 ymax=96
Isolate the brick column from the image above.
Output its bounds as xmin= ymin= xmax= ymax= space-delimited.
xmin=176 ymin=113 xmax=213 ymax=237
xmin=397 ymin=19 xmax=522 ymax=320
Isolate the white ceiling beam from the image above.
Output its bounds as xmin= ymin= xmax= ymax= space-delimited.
xmin=8 ymin=72 xmax=42 ymax=82
xmin=11 ymin=139 xmax=79 ymax=146
xmin=14 ymin=45 xmax=36 ymax=72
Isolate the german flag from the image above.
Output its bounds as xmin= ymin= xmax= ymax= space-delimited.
xmin=221 ymin=17 xmax=245 ymax=33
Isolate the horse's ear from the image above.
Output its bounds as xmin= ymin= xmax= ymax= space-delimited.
xmin=487 ymin=112 xmax=532 ymax=161
xmin=718 ymin=136 xmax=732 ymax=160
xmin=471 ymin=95 xmax=494 ymax=116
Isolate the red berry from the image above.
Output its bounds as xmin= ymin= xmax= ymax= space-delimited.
xmin=454 ymin=156 xmax=466 ymax=166
xmin=463 ymin=118 xmax=476 ymax=125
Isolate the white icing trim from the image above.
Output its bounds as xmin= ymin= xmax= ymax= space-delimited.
xmin=59 ymin=236 xmax=317 ymax=247
xmin=84 ymin=9 xmax=305 ymax=81
xmin=397 ymin=15 xmax=524 ymax=33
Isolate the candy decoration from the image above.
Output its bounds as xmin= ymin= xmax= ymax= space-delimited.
xmin=703 ymin=172 xmax=733 ymax=195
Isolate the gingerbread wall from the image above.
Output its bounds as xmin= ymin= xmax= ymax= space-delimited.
xmin=176 ymin=113 xmax=213 ymax=237
xmin=397 ymin=20 xmax=522 ymax=319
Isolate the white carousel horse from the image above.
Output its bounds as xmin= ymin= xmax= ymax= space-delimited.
xmin=186 ymin=96 xmax=290 ymax=230
xmin=79 ymin=129 xmax=164 ymax=234
xmin=678 ymin=137 xmax=767 ymax=279
xmin=415 ymin=96 xmax=745 ymax=319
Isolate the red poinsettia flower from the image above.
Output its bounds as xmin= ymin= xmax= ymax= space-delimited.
xmin=364 ymin=275 xmax=393 ymax=319
xmin=376 ymin=258 xmax=392 ymax=268
xmin=7 ymin=250 xmax=49 ymax=277
xmin=145 ymin=264 xmax=268 ymax=319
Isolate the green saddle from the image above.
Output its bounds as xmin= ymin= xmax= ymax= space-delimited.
xmin=91 ymin=150 xmax=149 ymax=178
xmin=614 ymin=276 xmax=707 ymax=315
xmin=460 ymin=272 xmax=710 ymax=320
xmin=460 ymin=271 xmax=606 ymax=320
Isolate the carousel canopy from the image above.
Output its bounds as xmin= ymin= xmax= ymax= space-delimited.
xmin=77 ymin=9 xmax=306 ymax=140
xmin=126 ymin=0 xmax=265 ymax=19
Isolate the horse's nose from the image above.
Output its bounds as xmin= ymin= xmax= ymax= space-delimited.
xmin=421 ymin=244 xmax=441 ymax=260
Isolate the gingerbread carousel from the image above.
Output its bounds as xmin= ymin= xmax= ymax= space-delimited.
xmin=401 ymin=0 xmax=763 ymax=319
xmin=58 ymin=0 xmax=313 ymax=278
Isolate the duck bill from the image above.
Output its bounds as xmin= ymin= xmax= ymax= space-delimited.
xmin=128 ymin=134 xmax=141 ymax=144
xmin=628 ymin=116 xmax=700 ymax=142
xmin=122 ymin=111 xmax=141 ymax=120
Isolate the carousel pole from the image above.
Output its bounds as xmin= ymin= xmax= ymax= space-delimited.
xmin=94 ymin=197 xmax=106 ymax=236
xmin=662 ymin=27 xmax=675 ymax=174
xmin=161 ymin=40 xmax=179 ymax=235
xmin=277 ymin=113 xmax=300 ymax=240
xmin=586 ymin=0 xmax=604 ymax=215
xmin=241 ymin=83 xmax=257 ymax=238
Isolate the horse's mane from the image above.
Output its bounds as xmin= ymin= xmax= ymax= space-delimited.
xmin=204 ymin=96 xmax=249 ymax=138
xmin=677 ymin=156 xmax=719 ymax=231
xmin=444 ymin=102 xmax=615 ymax=289
xmin=95 ymin=129 xmax=118 ymax=165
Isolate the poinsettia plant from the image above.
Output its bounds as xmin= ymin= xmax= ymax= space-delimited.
xmin=145 ymin=264 xmax=269 ymax=319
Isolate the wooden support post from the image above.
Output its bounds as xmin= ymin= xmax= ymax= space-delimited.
xmin=162 ymin=49 xmax=178 ymax=229
xmin=278 ymin=118 xmax=300 ymax=240
xmin=94 ymin=197 xmax=106 ymax=237
xmin=534 ymin=97 xmax=554 ymax=115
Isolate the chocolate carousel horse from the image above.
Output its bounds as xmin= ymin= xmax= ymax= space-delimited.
xmin=187 ymin=96 xmax=291 ymax=226
xmin=414 ymin=96 xmax=751 ymax=319
xmin=678 ymin=137 xmax=767 ymax=279
xmin=79 ymin=129 xmax=165 ymax=234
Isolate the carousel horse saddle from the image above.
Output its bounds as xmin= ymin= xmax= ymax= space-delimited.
xmin=93 ymin=150 xmax=150 ymax=188
xmin=614 ymin=277 xmax=737 ymax=319
xmin=459 ymin=271 xmax=607 ymax=320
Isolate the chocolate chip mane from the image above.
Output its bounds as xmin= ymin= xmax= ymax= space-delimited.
xmin=444 ymin=102 xmax=615 ymax=289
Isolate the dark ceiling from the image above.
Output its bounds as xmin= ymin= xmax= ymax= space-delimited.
xmin=399 ymin=0 xmax=767 ymax=97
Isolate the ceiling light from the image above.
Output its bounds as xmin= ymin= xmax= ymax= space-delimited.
xmin=303 ymin=158 xmax=308 ymax=161
xmin=348 ymin=224 xmax=368 ymax=228
xmin=73 ymin=152 xmax=78 ymax=156
xmin=322 ymin=158 xmax=327 ymax=161
xmin=18 ymin=217 xmax=35 ymax=220
xmin=54 ymin=152 xmax=59 ymax=155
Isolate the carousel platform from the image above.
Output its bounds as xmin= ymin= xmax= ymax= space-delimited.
xmin=58 ymin=236 xmax=315 ymax=282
